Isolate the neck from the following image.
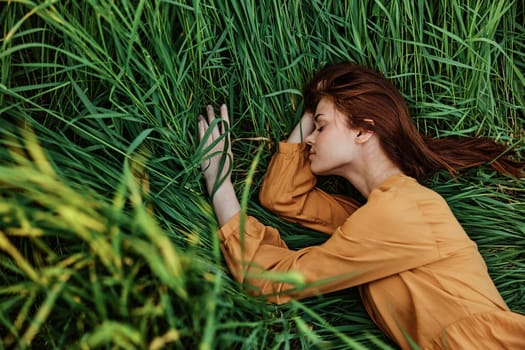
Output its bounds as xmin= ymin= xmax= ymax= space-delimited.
xmin=347 ymin=165 xmax=404 ymax=198
xmin=341 ymin=142 xmax=404 ymax=199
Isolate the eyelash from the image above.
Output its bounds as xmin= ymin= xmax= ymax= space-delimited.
xmin=317 ymin=126 xmax=324 ymax=132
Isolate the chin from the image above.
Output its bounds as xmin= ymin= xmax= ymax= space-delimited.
xmin=310 ymin=165 xmax=328 ymax=176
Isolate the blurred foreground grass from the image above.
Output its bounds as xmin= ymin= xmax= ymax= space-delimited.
xmin=0 ymin=1 xmax=524 ymax=349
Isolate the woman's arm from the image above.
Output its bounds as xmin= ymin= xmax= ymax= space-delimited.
xmin=259 ymin=112 xmax=359 ymax=233
xmin=287 ymin=112 xmax=315 ymax=143
xmin=197 ymin=104 xmax=357 ymax=233
xmin=197 ymin=106 xmax=441 ymax=306
xmin=198 ymin=104 xmax=240 ymax=226
xmin=220 ymin=198 xmax=442 ymax=304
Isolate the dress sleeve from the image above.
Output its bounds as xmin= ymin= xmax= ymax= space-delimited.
xmin=219 ymin=194 xmax=442 ymax=304
xmin=259 ymin=141 xmax=360 ymax=234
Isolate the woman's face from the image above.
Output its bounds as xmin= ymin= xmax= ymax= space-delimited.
xmin=304 ymin=97 xmax=362 ymax=176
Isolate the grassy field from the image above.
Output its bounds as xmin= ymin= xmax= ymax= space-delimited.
xmin=0 ymin=0 xmax=524 ymax=349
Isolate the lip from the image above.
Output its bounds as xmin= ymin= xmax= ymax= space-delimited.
xmin=308 ymin=152 xmax=316 ymax=160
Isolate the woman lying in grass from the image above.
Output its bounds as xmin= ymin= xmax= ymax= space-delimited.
xmin=197 ymin=63 xmax=525 ymax=349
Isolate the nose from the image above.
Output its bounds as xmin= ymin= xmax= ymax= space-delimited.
xmin=304 ymin=130 xmax=316 ymax=145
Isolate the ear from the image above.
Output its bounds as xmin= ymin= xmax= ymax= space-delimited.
xmin=355 ymin=128 xmax=374 ymax=144
xmin=355 ymin=118 xmax=374 ymax=144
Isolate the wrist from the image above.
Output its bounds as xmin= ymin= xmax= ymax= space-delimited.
xmin=210 ymin=180 xmax=241 ymax=226
xmin=288 ymin=114 xmax=315 ymax=143
xmin=205 ymin=175 xmax=232 ymax=196
xmin=301 ymin=113 xmax=315 ymax=131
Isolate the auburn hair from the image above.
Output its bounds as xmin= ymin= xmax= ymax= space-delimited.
xmin=302 ymin=63 xmax=524 ymax=180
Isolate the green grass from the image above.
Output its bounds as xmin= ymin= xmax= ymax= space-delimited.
xmin=0 ymin=0 xmax=524 ymax=349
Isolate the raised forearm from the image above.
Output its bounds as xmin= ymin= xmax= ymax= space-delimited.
xmin=287 ymin=112 xmax=314 ymax=143
xmin=198 ymin=104 xmax=241 ymax=227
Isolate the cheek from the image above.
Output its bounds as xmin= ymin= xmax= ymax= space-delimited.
xmin=316 ymin=131 xmax=329 ymax=145
xmin=318 ymin=131 xmax=337 ymax=151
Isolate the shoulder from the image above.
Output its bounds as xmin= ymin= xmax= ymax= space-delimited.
xmin=342 ymin=176 xmax=445 ymax=239
xmin=370 ymin=175 xmax=446 ymax=210
xmin=367 ymin=175 xmax=437 ymax=213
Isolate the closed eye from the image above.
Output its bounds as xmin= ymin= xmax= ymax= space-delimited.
xmin=317 ymin=126 xmax=324 ymax=132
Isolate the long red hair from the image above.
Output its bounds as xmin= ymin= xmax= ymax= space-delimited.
xmin=303 ymin=63 xmax=524 ymax=180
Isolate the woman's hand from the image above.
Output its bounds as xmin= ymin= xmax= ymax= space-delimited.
xmin=198 ymin=104 xmax=240 ymax=226
xmin=198 ymin=104 xmax=232 ymax=196
xmin=287 ymin=111 xmax=315 ymax=143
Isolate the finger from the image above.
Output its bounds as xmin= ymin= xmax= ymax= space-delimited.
xmin=205 ymin=105 xmax=220 ymax=138
xmin=206 ymin=104 xmax=215 ymax=123
xmin=198 ymin=116 xmax=211 ymax=170
xmin=198 ymin=115 xmax=209 ymax=145
xmin=219 ymin=104 xmax=229 ymax=134
xmin=302 ymin=111 xmax=314 ymax=120
xmin=220 ymin=104 xmax=233 ymax=155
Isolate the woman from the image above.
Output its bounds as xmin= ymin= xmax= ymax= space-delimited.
xmin=197 ymin=63 xmax=525 ymax=349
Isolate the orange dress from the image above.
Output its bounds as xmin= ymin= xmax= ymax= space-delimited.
xmin=218 ymin=142 xmax=525 ymax=349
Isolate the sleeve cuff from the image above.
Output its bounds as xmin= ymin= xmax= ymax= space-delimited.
xmin=218 ymin=211 xmax=242 ymax=242
xmin=219 ymin=212 xmax=263 ymax=242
